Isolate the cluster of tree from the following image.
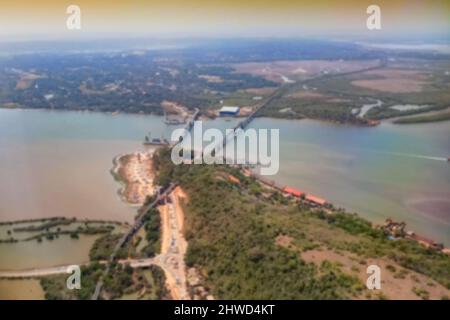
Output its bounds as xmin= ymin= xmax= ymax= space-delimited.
xmin=152 ymin=147 xmax=450 ymax=298
xmin=263 ymin=97 xmax=370 ymax=125
xmin=0 ymin=48 xmax=278 ymax=114
xmin=141 ymin=208 xmax=161 ymax=258
xmin=102 ymin=262 xmax=134 ymax=299
xmin=89 ymin=233 xmax=123 ymax=261
xmin=40 ymin=262 xmax=104 ymax=300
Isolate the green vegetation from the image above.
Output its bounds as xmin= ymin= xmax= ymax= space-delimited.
xmin=262 ymin=96 xmax=367 ymax=124
xmin=102 ymin=262 xmax=134 ymax=299
xmin=0 ymin=217 xmax=64 ymax=226
xmin=3 ymin=40 xmax=448 ymax=125
xmin=0 ymin=218 xmax=119 ymax=243
xmin=40 ymin=262 xmax=168 ymax=300
xmin=365 ymin=105 xmax=445 ymax=120
xmin=40 ymin=262 xmax=105 ymax=300
xmin=140 ymin=208 xmax=161 ymax=258
xmin=0 ymin=44 xmax=280 ymax=115
xmin=89 ymin=233 xmax=126 ymax=261
xmin=412 ymin=287 xmax=430 ymax=300
xmin=393 ymin=110 xmax=450 ymax=124
xmin=260 ymin=58 xmax=450 ymax=122
xmin=21 ymin=226 xmax=113 ymax=242
xmin=111 ymin=265 xmax=169 ymax=300
xmin=12 ymin=218 xmax=74 ymax=232
xmin=152 ymin=147 xmax=450 ymax=299
xmin=147 ymin=265 xmax=171 ymax=299
xmin=38 ymin=210 xmax=168 ymax=300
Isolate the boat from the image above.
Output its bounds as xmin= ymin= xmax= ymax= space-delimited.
xmin=164 ymin=118 xmax=186 ymax=125
xmin=143 ymin=132 xmax=169 ymax=146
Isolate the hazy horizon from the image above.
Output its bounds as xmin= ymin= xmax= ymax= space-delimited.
xmin=1 ymin=0 xmax=449 ymax=41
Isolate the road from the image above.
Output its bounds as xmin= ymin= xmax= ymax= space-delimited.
xmin=91 ymin=183 xmax=176 ymax=300
xmin=155 ymin=188 xmax=190 ymax=299
xmin=1 ymin=189 xmax=190 ymax=300
xmin=91 ymin=60 xmax=389 ymax=299
xmin=0 ymin=258 xmax=156 ymax=279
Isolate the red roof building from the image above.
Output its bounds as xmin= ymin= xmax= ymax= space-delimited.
xmin=283 ymin=186 xmax=304 ymax=198
xmin=305 ymin=194 xmax=327 ymax=206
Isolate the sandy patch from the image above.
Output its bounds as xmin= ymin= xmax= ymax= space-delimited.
xmin=164 ymin=268 xmax=182 ymax=300
xmin=15 ymin=72 xmax=44 ymax=90
xmin=173 ymin=187 xmax=188 ymax=248
xmin=239 ymin=106 xmax=254 ymax=116
xmin=157 ymin=186 xmax=190 ymax=300
xmin=159 ymin=204 xmax=170 ymax=255
xmin=275 ymin=234 xmax=294 ymax=248
xmin=199 ymin=75 xmax=223 ymax=83
xmin=115 ymin=152 xmax=155 ymax=205
xmin=161 ymin=100 xmax=189 ymax=118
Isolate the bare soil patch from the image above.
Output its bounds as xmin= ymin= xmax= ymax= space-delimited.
xmin=302 ymin=248 xmax=450 ymax=300
xmin=242 ymin=87 xmax=277 ymax=95
xmin=16 ymin=72 xmax=44 ymax=89
xmin=351 ymin=68 xmax=429 ymax=93
xmin=288 ymin=90 xmax=327 ymax=99
xmin=231 ymin=60 xmax=379 ymax=83
xmin=275 ymin=234 xmax=294 ymax=248
xmin=159 ymin=204 xmax=170 ymax=255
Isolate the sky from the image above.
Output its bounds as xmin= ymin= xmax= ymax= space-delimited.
xmin=0 ymin=0 xmax=449 ymax=40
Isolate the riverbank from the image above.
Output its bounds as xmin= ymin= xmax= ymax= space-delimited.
xmin=247 ymin=168 xmax=449 ymax=254
xmin=152 ymin=148 xmax=450 ymax=299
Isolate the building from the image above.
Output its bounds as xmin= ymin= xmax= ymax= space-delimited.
xmin=283 ymin=186 xmax=304 ymax=198
xmin=219 ymin=106 xmax=240 ymax=117
xmin=305 ymin=194 xmax=327 ymax=206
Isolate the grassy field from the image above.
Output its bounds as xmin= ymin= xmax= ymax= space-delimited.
xmin=257 ymin=58 xmax=450 ymax=122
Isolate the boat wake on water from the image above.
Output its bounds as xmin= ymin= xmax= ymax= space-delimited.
xmin=382 ymin=151 xmax=448 ymax=162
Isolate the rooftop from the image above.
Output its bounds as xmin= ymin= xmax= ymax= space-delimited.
xmin=219 ymin=106 xmax=240 ymax=113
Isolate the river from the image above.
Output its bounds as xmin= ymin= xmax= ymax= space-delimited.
xmin=0 ymin=108 xmax=449 ymax=248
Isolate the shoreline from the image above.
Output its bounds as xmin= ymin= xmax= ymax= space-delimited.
xmin=0 ymin=105 xmax=165 ymax=118
xmin=1 ymin=107 xmax=448 ymax=251
xmin=110 ymin=153 xmax=139 ymax=207
xmin=110 ymin=151 xmax=156 ymax=206
xmin=0 ymin=105 xmax=389 ymax=128
xmin=245 ymin=168 xmax=449 ymax=253
xmin=0 ymin=216 xmax=125 ymax=227
xmin=7 ymin=104 xmax=446 ymax=129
